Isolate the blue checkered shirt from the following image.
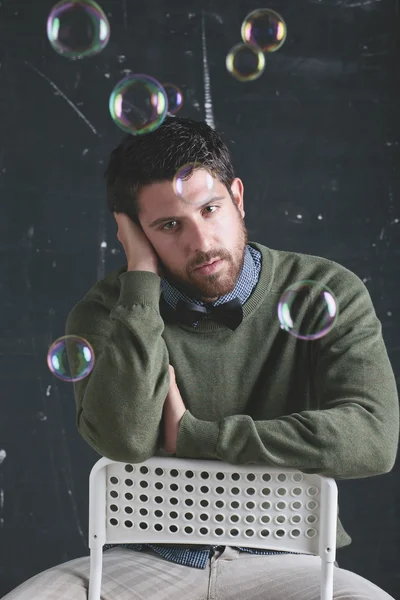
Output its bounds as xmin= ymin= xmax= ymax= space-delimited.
xmin=104 ymin=244 xmax=303 ymax=568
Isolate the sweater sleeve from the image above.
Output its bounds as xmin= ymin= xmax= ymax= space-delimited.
xmin=176 ymin=272 xmax=399 ymax=479
xmin=65 ymin=270 xmax=170 ymax=463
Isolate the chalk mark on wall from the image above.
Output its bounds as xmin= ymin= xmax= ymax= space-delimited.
xmin=24 ymin=61 xmax=99 ymax=136
xmin=201 ymin=11 xmax=215 ymax=130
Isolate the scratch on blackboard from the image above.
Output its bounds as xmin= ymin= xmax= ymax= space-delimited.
xmin=210 ymin=12 xmax=224 ymax=24
xmin=0 ymin=451 xmax=5 ymax=530
xmin=201 ymin=11 xmax=215 ymax=129
xmin=97 ymin=208 xmax=107 ymax=281
xmin=38 ymin=356 xmax=87 ymax=548
xmin=73 ymin=71 xmax=81 ymax=91
xmin=344 ymin=0 xmax=382 ymax=6
xmin=24 ymin=61 xmax=98 ymax=136
xmin=0 ymin=488 xmax=3 ymax=528
xmin=60 ymin=468 xmax=87 ymax=548
xmin=122 ymin=0 xmax=128 ymax=30
xmin=309 ymin=0 xmax=382 ymax=6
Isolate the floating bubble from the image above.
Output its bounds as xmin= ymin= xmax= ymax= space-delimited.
xmin=47 ymin=0 xmax=110 ymax=60
xmin=241 ymin=8 xmax=287 ymax=53
xmin=277 ymin=280 xmax=338 ymax=341
xmin=226 ymin=42 xmax=265 ymax=82
xmin=172 ymin=163 xmax=215 ymax=205
xmin=162 ymin=82 xmax=184 ymax=115
xmin=47 ymin=335 xmax=95 ymax=382
xmin=109 ymin=74 xmax=168 ymax=135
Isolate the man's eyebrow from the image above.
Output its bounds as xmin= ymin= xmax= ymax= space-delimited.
xmin=147 ymin=195 xmax=225 ymax=228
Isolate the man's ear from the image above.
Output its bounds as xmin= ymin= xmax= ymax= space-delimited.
xmin=230 ymin=178 xmax=245 ymax=217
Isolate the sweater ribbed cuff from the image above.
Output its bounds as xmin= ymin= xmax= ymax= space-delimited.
xmin=176 ymin=410 xmax=220 ymax=459
xmin=117 ymin=270 xmax=161 ymax=308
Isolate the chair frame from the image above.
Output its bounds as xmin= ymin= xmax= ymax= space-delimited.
xmin=88 ymin=456 xmax=338 ymax=600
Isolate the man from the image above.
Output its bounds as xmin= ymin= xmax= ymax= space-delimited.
xmin=4 ymin=116 xmax=398 ymax=599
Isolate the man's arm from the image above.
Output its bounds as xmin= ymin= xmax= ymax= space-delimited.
xmin=175 ymin=272 xmax=399 ymax=479
xmin=66 ymin=270 xmax=170 ymax=463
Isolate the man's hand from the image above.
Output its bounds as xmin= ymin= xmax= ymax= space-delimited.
xmin=113 ymin=211 xmax=161 ymax=274
xmin=163 ymin=365 xmax=186 ymax=454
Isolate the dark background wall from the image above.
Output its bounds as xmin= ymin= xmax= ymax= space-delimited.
xmin=0 ymin=0 xmax=399 ymax=597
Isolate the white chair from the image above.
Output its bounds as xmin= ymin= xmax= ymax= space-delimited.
xmin=88 ymin=456 xmax=338 ymax=600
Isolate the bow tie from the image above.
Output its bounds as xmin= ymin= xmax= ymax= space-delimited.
xmin=175 ymin=297 xmax=243 ymax=331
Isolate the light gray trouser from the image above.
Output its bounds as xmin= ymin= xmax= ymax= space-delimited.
xmin=1 ymin=546 xmax=395 ymax=600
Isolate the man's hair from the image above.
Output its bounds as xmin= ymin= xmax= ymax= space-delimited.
xmin=105 ymin=116 xmax=236 ymax=225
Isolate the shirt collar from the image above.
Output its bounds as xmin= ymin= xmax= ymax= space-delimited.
xmin=160 ymin=244 xmax=261 ymax=309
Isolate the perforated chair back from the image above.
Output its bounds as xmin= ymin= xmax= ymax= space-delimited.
xmin=88 ymin=456 xmax=338 ymax=600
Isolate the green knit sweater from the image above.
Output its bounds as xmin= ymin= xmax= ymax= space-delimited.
xmin=66 ymin=241 xmax=399 ymax=551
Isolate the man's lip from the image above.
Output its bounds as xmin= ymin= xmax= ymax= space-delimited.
xmin=196 ymin=259 xmax=220 ymax=269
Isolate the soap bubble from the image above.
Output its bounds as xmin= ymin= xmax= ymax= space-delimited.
xmin=109 ymin=74 xmax=168 ymax=135
xmin=241 ymin=8 xmax=287 ymax=53
xmin=226 ymin=42 xmax=265 ymax=82
xmin=47 ymin=0 xmax=110 ymax=59
xmin=172 ymin=163 xmax=215 ymax=205
xmin=277 ymin=280 xmax=338 ymax=340
xmin=47 ymin=335 xmax=95 ymax=382
xmin=163 ymin=82 xmax=184 ymax=115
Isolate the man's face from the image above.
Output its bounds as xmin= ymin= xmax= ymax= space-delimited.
xmin=138 ymin=169 xmax=248 ymax=303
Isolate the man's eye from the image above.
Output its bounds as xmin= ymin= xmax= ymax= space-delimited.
xmin=160 ymin=205 xmax=219 ymax=231
xmin=161 ymin=221 xmax=177 ymax=231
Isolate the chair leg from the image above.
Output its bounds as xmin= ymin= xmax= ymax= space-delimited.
xmin=88 ymin=547 xmax=103 ymax=600
xmin=320 ymin=560 xmax=334 ymax=600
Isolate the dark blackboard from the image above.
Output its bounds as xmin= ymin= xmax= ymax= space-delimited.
xmin=0 ymin=0 xmax=399 ymax=597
